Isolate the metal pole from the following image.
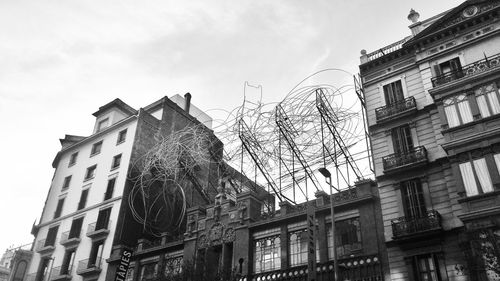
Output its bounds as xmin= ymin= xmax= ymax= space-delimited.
xmin=320 ymin=167 xmax=338 ymax=281
xmin=329 ymin=176 xmax=339 ymax=281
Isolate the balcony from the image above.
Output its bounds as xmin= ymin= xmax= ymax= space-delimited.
xmin=25 ymin=273 xmax=37 ymax=281
xmin=50 ymin=266 xmax=72 ymax=281
xmin=36 ymin=238 xmax=55 ymax=254
xmin=76 ymin=258 xmax=102 ymax=277
xmin=391 ymin=210 xmax=442 ymax=240
xmin=431 ymin=53 xmax=500 ymax=87
xmin=60 ymin=231 xmax=80 ymax=247
xmin=382 ymin=146 xmax=427 ymax=174
xmin=375 ymin=96 xmax=417 ymax=123
xmin=86 ymin=220 xmax=111 ymax=239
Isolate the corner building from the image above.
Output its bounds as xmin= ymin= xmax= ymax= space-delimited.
xmin=26 ymin=94 xmax=216 ymax=281
xmin=359 ymin=1 xmax=500 ymax=280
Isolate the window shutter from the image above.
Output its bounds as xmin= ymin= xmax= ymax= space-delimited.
xmin=433 ymin=65 xmax=442 ymax=77
xmin=78 ymin=190 xmax=88 ymax=210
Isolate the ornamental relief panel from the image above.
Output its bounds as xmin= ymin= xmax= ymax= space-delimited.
xmin=197 ymin=223 xmax=235 ymax=248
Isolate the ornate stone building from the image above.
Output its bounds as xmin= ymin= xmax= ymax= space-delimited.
xmin=110 ymin=179 xmax=388 ymax=281
xmin=359 ymin=0 xmax=500 ymax=280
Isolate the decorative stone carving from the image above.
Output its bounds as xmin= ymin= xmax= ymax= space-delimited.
xmin=198 ymin=234 xmax=208 ymax=248
xmin=237 ymin=202 xmax=247 ymax=224
xmin=223 ymin=228 xmax=235 ymax=243
xmin=209 ymin=222 xmax=224 ymax=245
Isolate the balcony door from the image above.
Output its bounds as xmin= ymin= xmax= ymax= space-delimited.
xmin=401 ymin=179 xmax=426 ymax=219
xmin=96 ymin=208 xmax=111 ymax=230
xmin=383 ymin=80 xmax=405 ymax=105
xmin=392 ymin=125 xmax=414 ymax=155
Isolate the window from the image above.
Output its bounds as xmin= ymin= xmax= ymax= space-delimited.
xmin=392 ymin=124 xmax=414 ymax=154
xmin=411 ymin=254 xmax=445 ymax=281
xmin=69 ymin=152 xmax=78 ymax=167
xmin=45 ymin=225 xmax=59 ymax=247
xmin=111 ymin=154 xmax=122 ymax=170
xmin=139 ymin=263 xmax=158 ymax=280
xmin=61 ymin=249 xmax=76 ymax=274
xmin=459 ymin=157 xmax=494 ymax=196
xmin=383 ymin=80 xmax=405 ymax=105
xmin=117 ymin=129 xmax=127 ymax=144
xmin=77 ymin=189 xmax=89 ymax=210
xmin=69 ymin=217 xmax=84 ymax=239
xmin=288 ymin=229 xmax=308 ymax=266
xmin=54 ymin=198 xmax=65 ymax=219
xmin=327 ymin=218 xmax=362 ymax=258
xmin=62 ymin=176 xmax=72 ymax=191
xmin=96 ymin=118 xmax=109 ymax=132
xmin=104 ymin=178 xmax=116 ymax=201
xmin=84 ymin=165 xmax=97 ymax=181
xmin=401 ymin=179 xmax=427 ymax=218
xmin=90 ymin=141 xmax=103 ymax=156
xmin=88 ymin=240 xmax=104 ymax=268
xmin=254 ymin=235 xmax=281 ymax=273
xmin=443 ymin=94 xmax=473 ymax=128
xmin=475 ymin=83 xmax=500 ymax=118
xmin=435 ymin=57 xmax=462 ymax=78
xmin=96 ymin=207 xmax=112 ymax=230
xmin=36 ymin=258 xmax=51 ymax=281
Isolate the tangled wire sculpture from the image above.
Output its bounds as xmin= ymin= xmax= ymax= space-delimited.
xmin=212 ymin=69 xmax=371 ymax=203
xmin=128 ymin=125 xmax=221 ymax=237
xmin=128 ymin=69 xmax=372 ymax=235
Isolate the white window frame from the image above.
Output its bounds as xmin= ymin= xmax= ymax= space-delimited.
xmin=378 ymin=75 xmax=408 ymax=106
xmin=459 ymin=157 xmax=494 ymax=196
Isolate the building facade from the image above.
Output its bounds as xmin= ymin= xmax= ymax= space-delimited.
xmin=26 ymin=94 xmax=218 ymax=281
xmin=110 ymin=179 xmax=387 ymax=281
xmin=359 ymin=0 xmax=500 ymax=280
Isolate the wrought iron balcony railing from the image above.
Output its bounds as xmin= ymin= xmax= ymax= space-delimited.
xmin=76 ymin=258 xmax=102 ymax=275
xmin=36 ymin=238 xmax=56 ymax=253
xmin=25 ymin=273 xmax=37 ymax=281
xmin=382 ymin=146 xmax=427 ymax=172
xmin=431 ymin=53 xmax=500 ymax=87
xmin=391 ymin=210 xmax=442 ymax=238
xmin=375 ymin=96 xmax=416 ymax=122
xmin=50 ymin=265 xmax=72 ymax=280
xmin=60 ymin=231 xmax=81 ymax=246
xmin=86 ymin=220 xmax=111 ymax=238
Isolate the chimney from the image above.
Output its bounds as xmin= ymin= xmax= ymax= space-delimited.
xmin=184 ymin=92 xmax=191 ymax=113
xmin=408 ymin=9 xmax=422 ymax=36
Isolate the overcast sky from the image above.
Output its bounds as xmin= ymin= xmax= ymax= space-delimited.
xmin=0 ymin=0 xmax=462 ymax=253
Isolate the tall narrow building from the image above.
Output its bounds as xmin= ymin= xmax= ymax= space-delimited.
xmin=359 ymin=0 xmax=500 ymax=280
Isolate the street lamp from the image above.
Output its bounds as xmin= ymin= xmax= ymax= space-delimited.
xmin=318 ymin=167 xmax=339 ymax=281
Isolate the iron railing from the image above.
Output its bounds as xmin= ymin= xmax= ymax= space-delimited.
xmin=431 ymin=53 xmax=500 ymax=87
xmin=76 ymin=258 xmax=102 ymax=273
xmin=50 ymin=265 xmax=72 ymax=279
xmin=60 ymin=231 xmax=80 ymax=244
xmin=365 ymin=38 xmax=408 ymax=62
xmin=36 ymin=238 xmax=55 ymax=252
xmin=25 ymin=273 xmax=37 ymax=281
xmin=383 ymin=146 xmax=427 ymax=171
xmin=375 ymin=96 xmax=416 ymax=121
xmin=87 ymin=220 xmax=111 ymax=235
xmin=391 ymin=210 xmax=442 ymax=238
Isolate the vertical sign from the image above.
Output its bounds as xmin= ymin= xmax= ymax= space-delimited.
xmin=115 ymin=249 xmax=133 ymax=281
xmin=307 ymin=202 xmax=317 ymax=281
